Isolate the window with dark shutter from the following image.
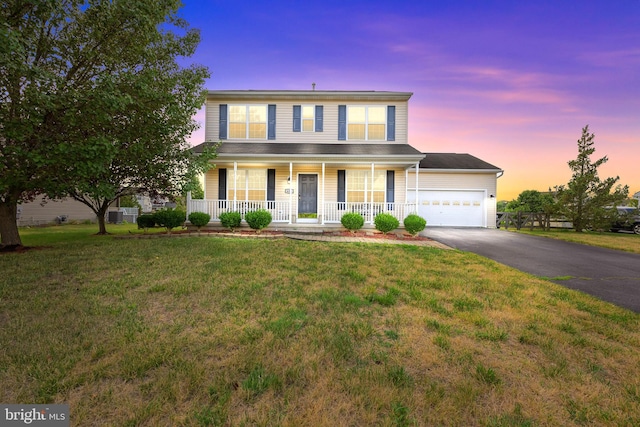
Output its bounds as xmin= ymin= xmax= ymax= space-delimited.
xmin=267 ymin=169 xmax=276 ymax=201
xmin=268 ymin=105 xmax=276 ymax=140
xmin=387 ymin=106 xmax=395 ymax=141
xmin=315 ymin=105 xmax=323 ymax=132
xmin=218 ymin=168 xmax=227 ymax=208
xmin=386 ymin=170 xmax=395 ymax=210
xmin=337 ymin=170 xmax=346 ymax=209
xmin=219 ymin=104 xmax=228 ymax=140
xmin=338 ymin=105 xmax=346 ymax=140
xmin=293 ymin=105 xmax=301 ymax=132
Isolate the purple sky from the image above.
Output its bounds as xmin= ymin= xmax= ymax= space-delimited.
xmin=179 ymin=0 xmax=640 ymax=200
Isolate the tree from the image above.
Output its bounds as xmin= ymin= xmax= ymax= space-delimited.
xmin=505 ymin=190 xmax=555 ymax=213
xmin=0 ymin=0 xmax=212 ymax=247
xmin=554 ymin=126 xmax=628 ymax=232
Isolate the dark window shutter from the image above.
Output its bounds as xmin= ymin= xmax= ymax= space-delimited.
xmin=268 ymin=104 xmax=276 ymax=140
xmin=219 ymin=104 xmax=228 ymax=140
xmin=315 ymin=105 xmax=323 ymax=132
xmin=293 ymin=105 xmax=301 ymax=132
xmin=337 ymin=170 xmax=346 ymax=208
xmin=218 ymin=168 xmax=227 ymax=208
xmin=338 ymin=105 xmax=346 ymax=140
xmin=387 ymin=105 xmax=395 ymax=141
xmin=267 ymin=169 xmax=276 ymax=201
xmin=386 ymin=170 xmax=395 ymax=210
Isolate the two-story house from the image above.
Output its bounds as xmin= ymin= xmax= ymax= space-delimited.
xmin=189 ymin=90 xmax=502 ymax=229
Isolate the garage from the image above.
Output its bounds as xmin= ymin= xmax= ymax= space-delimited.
xmin=413 ymin=190 xmax=486 ymax=227
xmin=407 ymin=153 xmax=503 ymax=228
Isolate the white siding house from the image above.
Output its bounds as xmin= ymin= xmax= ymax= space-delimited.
xmin=190 ymin=90 xmax=503 ymax=229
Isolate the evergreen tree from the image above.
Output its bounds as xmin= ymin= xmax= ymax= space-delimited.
xmin=554 ymin=126 xmax=628 ymax=232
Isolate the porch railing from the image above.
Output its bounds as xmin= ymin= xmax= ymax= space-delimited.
xmin=188 ymin=197 xmax=417 ymax=225
xmin=323 ymin=202 xmax=417 ymax=223
xmin=188 ymin=199 xmax=291 ymax=222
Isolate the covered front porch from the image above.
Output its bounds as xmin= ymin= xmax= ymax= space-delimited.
xmin=188 ymin=160 xmax=423 ymax=228
xmin=187 ymin=196 xmax=418 ymax=227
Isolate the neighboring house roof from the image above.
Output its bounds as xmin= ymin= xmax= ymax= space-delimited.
xmin=419 ymin=153 xmax=502 ymax=172
xmin=192 ymin=142 xmax=425 ymax=163
xmin=207 ymin=90 xmax=413 ymax=102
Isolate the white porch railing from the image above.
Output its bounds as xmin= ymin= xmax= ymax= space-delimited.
xmin=188 ymin=199 xmax=291 ymax=223
xmin=188 ymin=197 xmax=417 ymax=226
xmin=323 ymin=202 xmax=417 ymax=224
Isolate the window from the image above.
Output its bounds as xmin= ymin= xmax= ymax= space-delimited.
xmin=302 ymin=105 xmax=314 ymax=132
xmin=346 ymin=170 xmax=386 ymax=203
xmin=347 ymin=106 xmax=386 ymax=141
xmin=228 ymin=170 xmax=267 ymax=200
xmin=293 ymin=105 xmax=323 ymax=132
xmin=228 ymin=105 xmax=267 ymax=139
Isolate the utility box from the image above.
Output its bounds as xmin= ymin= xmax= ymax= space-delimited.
xmin=108 ymin=211 xmax=123 ymax=224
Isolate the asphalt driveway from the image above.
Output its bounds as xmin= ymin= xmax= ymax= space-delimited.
xmin=423 ymin=227 xmax=640 ymax=313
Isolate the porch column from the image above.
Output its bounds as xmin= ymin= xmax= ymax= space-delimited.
xmin=233 ymin=162 xmax=238 ymax=211
xmin=321 ymin=162 xmax=325 ymax=224
xmin=415 ymin=162 xmax=419 ymax=214
xmin=370 ymin=163 xmax=375 ymax=224
xmin=186 ymin=191 xmax=192 ymax=216
xmin=289 ymin=162 xmax=293 ymax=224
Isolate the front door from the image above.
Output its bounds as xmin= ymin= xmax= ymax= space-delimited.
xmin=298 ymin=174 xmax=318 ymax=215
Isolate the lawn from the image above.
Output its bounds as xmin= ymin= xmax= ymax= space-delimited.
xmin=1 ymin=224 xmax=639 ymax=426
xmin=516 ymin=229 xmax=640 ymax=254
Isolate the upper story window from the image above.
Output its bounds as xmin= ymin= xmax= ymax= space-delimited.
xmin=347 ymin=106 xmax=386 ymax=141
xmin=219 ymin=104 xmax=276 ymax=140
xmin=302 ymin=106 xmax=315 ymax=132
xmin=293 ymin=105 xmax=323 ymax=133
xmin=229 ymin=105 xmax=267 ymax=139
xmin=338 ymin=105 xmax=394 ymax=141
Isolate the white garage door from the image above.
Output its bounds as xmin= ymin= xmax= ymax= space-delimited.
xmin=411 ymin=190 xmax=485 ymax=227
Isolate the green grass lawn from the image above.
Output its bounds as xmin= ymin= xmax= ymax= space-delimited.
xmin=516 ymin=228 xmax=640 ymax=254
xmin=1 ymin=224 xmax=639 ymax=426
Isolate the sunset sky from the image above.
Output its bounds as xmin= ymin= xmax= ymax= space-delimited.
xmin=179 ymin=0 xmax=640 ymax=201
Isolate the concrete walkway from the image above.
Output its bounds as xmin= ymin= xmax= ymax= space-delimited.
xmin=284 ymin=233 xmax=451 ymax=249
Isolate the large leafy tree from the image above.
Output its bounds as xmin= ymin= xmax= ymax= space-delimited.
xmin=554 ymin=126 xmax=628 ymax=232
xmin=0 ymin=0 xmax=212 ymax=247
xmin=505 ymin=190 xmax=555 ymax=213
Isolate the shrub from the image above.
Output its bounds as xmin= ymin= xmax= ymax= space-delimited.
xmin=245 ymin=209 xmax=272 ymax=233
xmin=136 ymin=214 xmax=156 ymax=231
xmin=188 ymin=211 xmax=211 ymax=231
xmin=219 ymin=211 xmax=242 ymax=232
xmin=341 ymin=212 xmax=364 ymax=233
xmin=153 ymin=208 xmax=186 ymax=233
xmin=404 ymin=214 xmax=426 ymax=236
xmin=374 ymin=212 xmax=399 ymax=234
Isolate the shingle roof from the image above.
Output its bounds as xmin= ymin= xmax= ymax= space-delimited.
xmin=419 ymin=153 xmax=501 ymax=171
xmin=192 ymin=142 xmax=424 ymax=159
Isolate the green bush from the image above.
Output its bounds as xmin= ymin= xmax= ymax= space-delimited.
xmin=188 ymin=211 xmax=211 ymax=230
xmin=341 ymin=212 xmax=364 ymax=233
xmin=136 ymin=214 xmax=156 ymax=231
xmin=245 ymin=209 xmax=272 ymax=233
xmin=374 ymin=212 xmax=399 ymax=234
xmin=219 ymin=211 xmax=242 ymax=232
xmin=153 ymin=208 xmax=186 ymax=233
xmin=404 ymin=214 xmax=427 ymax=236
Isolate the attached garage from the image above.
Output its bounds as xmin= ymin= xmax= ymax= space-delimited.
xmin=408 ymin=153 xmax=503 ymax=228
xmin=411 ymin=190 xmax=486 ymax=227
